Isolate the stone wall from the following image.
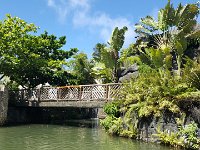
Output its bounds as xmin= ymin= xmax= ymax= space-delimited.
xmin=136 ymin=104 xmax=200 ymax=142
xmin=137 ymin=113 xmax=179 ymax=142
xmin=0 ymin=86 xmax=8 ymax=125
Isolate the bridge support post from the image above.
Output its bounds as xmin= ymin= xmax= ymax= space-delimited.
xmin=0 ymin=85 xmax=8 ymax=125
xmin=97 ymin=108 xmax=106 ymax=119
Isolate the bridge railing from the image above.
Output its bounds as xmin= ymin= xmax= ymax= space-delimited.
xmin=9 ymin=83 xmax=122 ymax=103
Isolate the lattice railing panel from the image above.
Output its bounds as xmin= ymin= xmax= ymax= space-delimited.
xmin=48 ymin=88 xmax=57 ymax=100
xmin=40 ymin=88 xmax=49 ymax=100
xmin=108 ymin=84 xmax=123 ymax=99
xmin=81 ymin=86 xmax=93 ymax=100
xmin=9 ymin=89 xmax=40 ymax=102
xmin=58 ymin=88 xmax=68 ymax=99
xmin=66 ymin=87 xmax=79 ymax=100
xmin=40 ymin=88 xmax=58 ymax=100
xmin=91 ymin=85 xmax=106 ymax=100
xmin=27 ymin=89 xmax=40 ymax=101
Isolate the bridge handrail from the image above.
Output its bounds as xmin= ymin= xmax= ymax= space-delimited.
xmin=57 ymin=83 xmax=122 ymax=88
xmin=9 ymin=83 xmax=123 ymax=103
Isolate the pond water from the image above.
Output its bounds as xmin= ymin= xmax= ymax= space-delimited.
xmin=0 ymin=120 xmax=172 ymax=150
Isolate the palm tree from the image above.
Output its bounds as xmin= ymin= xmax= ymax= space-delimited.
xmin=92 ymin=26 xmax=128 ymax=83
xmin=135 ymin=0 xmax=200 ymax=75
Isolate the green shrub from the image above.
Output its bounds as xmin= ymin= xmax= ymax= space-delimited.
xmin=155 ymin=129 xmax=184 ymax=148
xmin=103 ymin=101 xmax=121 ymax=117
xmin=101 ymin=115 xmax=116 ymax=131
xmin=155 ymin=122 xmax=200 ymax=149
xmin=108 ymin=117 xmax=123 ymax=135
xmin=120 ymin=66 xmax=185 ymax=119
xmin=179 ymin=122 xmax=200 ymax=149
xmin=187 ymin=65 xmax=200 ymax=90
xmin=119 ymin=129 xmax=138 ymax=138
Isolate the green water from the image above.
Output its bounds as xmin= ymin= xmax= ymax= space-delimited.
xmin=0 ymin=122 xmax=172 ymax=150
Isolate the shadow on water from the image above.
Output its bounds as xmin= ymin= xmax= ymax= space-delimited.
xmin=6 ymin=107 xmax=99 ymax=126
xmin=63 ymin=118 xmax=100 ymax=128
xmin=4 ymin=118 xmax=100 ymax=129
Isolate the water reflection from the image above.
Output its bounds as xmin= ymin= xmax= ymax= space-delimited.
xmin=0 ymin=122 xmax=172 ymax=150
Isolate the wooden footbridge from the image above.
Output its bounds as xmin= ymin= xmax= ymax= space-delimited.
xmin=9 ymin=83 xmax=122 ymax=108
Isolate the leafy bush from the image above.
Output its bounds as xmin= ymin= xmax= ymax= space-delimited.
xmin=101 ymin=116 xmax=116 ymax=131
xmin=103 ymin=101 xmax=121 ymax=117
xmin=108 ymin=117 xmax=123 ymax=135
xmin=119 ymin=129 xmax=137 ymax=138
xmin=184 ymin=62 xmax=200 ymax=90
xmin=101 ymin=101 xmax=124 ymax=135
xmin=155 ymin=130 xmax=184 ymax=148
xmin=155 ymin=122 xmax=200 ymax=149
xmin=120 ymin=65 xmax=189 ymax=119
xmin=179 ymin=122 xmax=200 ymax=149
xmin=101 ymin=116 xmax=123 ymax=134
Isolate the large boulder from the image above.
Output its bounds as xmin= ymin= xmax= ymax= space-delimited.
xmin=118 ymin=64 xmax=138 ymax=82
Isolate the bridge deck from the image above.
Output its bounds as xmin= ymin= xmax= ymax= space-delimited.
xmin=18 ymin=101 xmax=106 ymax=108
xmin=9 ymin=83 xmax=122 ymax=108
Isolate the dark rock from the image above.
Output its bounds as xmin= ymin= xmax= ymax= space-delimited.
xmin=191 ymin=107 xmax=200 ymax=124
xmin=119 ymin=72 xmax=138 ymax=82
xmin=120 ymin=64 xmax=138 ymax=77
xmin=118 ymin=64 xmax=139 ymax=82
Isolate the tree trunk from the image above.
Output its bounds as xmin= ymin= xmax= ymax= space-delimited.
xmin=177 ymin=55 xmax=182 ymax=76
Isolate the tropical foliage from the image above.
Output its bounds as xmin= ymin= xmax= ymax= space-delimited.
xmin=134 ymin=0 xmax=200 ymax=75
xmin=92 ymin=26 xmax=127 ymax=83
xmin=68 ymin=52 xmax=95 ymax=85
xmin=101 ymin=1 xmax=200 ymax=149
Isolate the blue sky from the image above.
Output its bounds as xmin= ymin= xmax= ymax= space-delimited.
xmin=0 ymin=0 xmax=199 ymax=58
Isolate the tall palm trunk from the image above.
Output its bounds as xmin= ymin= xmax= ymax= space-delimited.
xmin=112 ymin=51 xmax=119 ymax=83
xmin=176 ymin=55 xmax=182 ymax=76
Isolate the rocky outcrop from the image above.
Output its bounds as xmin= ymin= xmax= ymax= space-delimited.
xmin=136 ymin=101 xmax=200 ymax=142
xmin=118 ymin=64 xmax=138 ymax=82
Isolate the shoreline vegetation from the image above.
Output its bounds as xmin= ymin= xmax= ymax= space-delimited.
xmin=99 ymin=1 xmax=200 ymax=149
xmin=101 ymin=66 xmax=200 ymax=149
xmin=0 ymin=0 xmax=199 ymax=149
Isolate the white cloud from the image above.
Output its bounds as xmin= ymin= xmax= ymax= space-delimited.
xmin=47 ymin=0 xmax=54 ymax=6
xmin=69 ymin=0 xmax=90 ymax=10
xmin=47 ymin=0 xmax=89 ymax=23
xmin=47 ymin=0 xmax=136 ymax=47
xmin=47 ymin=0 xmax=69 ymax=23
xmin=73 ymin=12 xmax=136 ymax=47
